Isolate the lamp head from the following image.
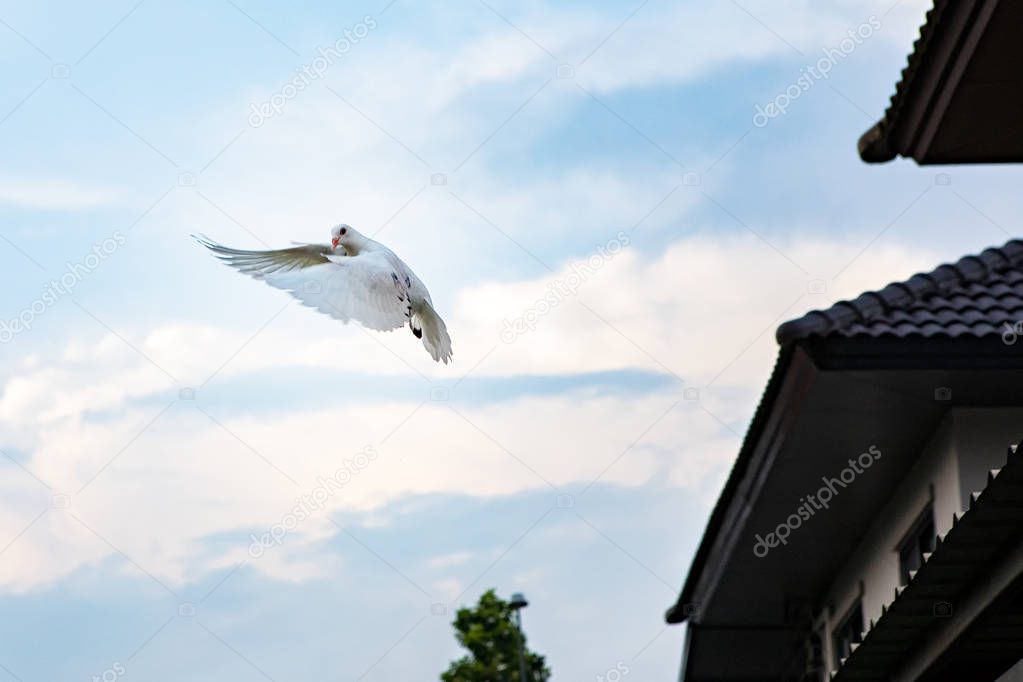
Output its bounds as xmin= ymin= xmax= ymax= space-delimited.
xmin=509 ymin=592 xmax=529 ymax=610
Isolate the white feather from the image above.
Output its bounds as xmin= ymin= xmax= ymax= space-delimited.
xmin=193 ymin=229 xmax=453 ymax=363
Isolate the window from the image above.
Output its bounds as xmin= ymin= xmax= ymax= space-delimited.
xmin=832 ymin=601 xmax=863 ymax=668
xmin=898 ymin=507 xmax=936 ymax=586
xmin=804 ymin=631 xmax=824 ymax=681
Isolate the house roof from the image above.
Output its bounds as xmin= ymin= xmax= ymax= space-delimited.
xmin=776 ymin=239 xmax=1023 ymax=345
xmin=857 ymin=0 xmax=952 ymax=163
xmin=667 ymin=238 xmax=1023 ymax=627
xmin=859 ymin=0 xmax=1023 ymax=164
xmin=831 ymin=444 xmax=1023 ymax=682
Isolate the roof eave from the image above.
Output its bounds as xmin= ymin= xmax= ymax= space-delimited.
xmin=664 ymin=342 xmax=802 ymax=624
xmin=665 ymin=333 xmax=1023 ymax=628
xmin=858 ymin=122 xmax=897 ymax=164
xmin=858 ymin=0 xmax=1007 ymax=165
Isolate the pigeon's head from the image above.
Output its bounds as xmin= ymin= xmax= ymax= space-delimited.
xmin=330 ymin=223 xmax=359 ymax=250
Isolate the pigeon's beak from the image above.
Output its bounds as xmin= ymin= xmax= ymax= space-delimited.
xmin=331 ymin=237 xmax=340 ymax=249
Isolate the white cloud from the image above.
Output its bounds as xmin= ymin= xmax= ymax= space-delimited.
xmin=0 ymin=384 xmax=736 ymax=592
xmin=0 ymin=178 xmax=117 ymax=210
xmin=0 ymin=231 xmax=939 ymax=414
xmin=359 ymin=0 xmax=933 ymax=99
xmin=451 ymin=231 xmax=938 ymax=383
xmin=426 ymin=551 xmax=474 ymax=569
xmin=186 ymin=0 xmax=930 ymax=247
xmin=0 ymin=231 xmax=939 ymax=593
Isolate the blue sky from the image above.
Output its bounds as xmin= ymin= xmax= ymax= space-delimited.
xmin=1 ymin=0 xmax=1020 ymax=679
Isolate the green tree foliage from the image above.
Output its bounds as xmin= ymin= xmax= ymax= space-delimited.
xmin=441 ymin=590 xmax=551 ymax=681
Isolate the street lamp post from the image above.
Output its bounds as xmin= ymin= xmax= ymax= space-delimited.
xmin=509 ymin=592 xmax=529 ymax=682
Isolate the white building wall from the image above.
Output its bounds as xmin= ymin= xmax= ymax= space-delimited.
xmin=953 ymin=408 xmax=1023 ymax=509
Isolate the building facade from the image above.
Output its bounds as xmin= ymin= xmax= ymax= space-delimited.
xmin=666 ymin=241 xmax=1023 ymax=681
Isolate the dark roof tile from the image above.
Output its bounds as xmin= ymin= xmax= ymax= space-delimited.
xmin=859 ymin=2 xmax=951 ymax=162
xmin=777 ymin=239 xmax=1023 ymax=344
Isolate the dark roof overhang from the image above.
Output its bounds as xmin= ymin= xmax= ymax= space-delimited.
xmin=665 ymin=342 xmax=797 ymax=626
xmin=859 ymin=0 xmax=1023 ymax=165
xmin=667 ymin=336 xmax=1023 ymax=680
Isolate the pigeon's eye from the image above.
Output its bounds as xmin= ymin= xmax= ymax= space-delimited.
xmin=340 ymin=227 xmax=347 ymax=236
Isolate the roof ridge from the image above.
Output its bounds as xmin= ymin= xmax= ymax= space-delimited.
xmin=776 ymin=238 xmax=1023 ymax=345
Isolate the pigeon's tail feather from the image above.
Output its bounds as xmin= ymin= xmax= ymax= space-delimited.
xmin=413 ymin=302 xmax=452 ymax=364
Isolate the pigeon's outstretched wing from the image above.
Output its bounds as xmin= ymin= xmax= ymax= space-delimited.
xmin=193 ymin=235 xmax=334 ymax=274
xmin=194 ymin=235 xmax=411 ymax=332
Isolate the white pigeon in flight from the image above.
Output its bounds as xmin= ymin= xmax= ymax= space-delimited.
xmin=194 ymin=224 xmax=452 ymax=363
